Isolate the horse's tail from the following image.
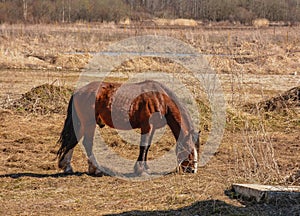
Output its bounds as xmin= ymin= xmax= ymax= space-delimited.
xmin=57 ymin=95 xmax=80 ymax=165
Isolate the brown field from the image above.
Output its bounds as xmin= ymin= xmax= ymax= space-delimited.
xmin=0 ymin=23 xmax=299 ymax=215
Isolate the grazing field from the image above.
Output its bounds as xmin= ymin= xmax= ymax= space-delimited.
xmin=0 ymin=23 xmax=299 ymax=215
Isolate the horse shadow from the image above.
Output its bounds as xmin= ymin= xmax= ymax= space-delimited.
xmin=0 ymin=167 xmax=173 ymax=179
xmin=0 ymin=163 xmax=151 ymax=179
xmin=0 ymin=172 xmax=88 ymax=179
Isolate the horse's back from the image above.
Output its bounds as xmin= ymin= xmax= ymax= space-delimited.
xmin=74 ymin=80 xmax=174 ymax=129
xmin=92 ymin=80 xmax=171 ymax=130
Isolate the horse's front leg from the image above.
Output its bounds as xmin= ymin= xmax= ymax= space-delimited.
xmin=82 ymin=123 xmax=103 ymax=176
xmin=134 ymin=145 xmax=147 ymax=176
xmin=134 ymin=128 xmax=155 ymax=176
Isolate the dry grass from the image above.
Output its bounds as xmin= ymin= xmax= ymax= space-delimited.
xmin=0 ymin=23 xmax=299 ymax=215
xmin=1 ymin=23 xmax=300 ymax=75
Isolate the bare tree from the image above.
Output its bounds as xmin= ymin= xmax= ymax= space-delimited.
xmin=22 ymin=0 xmax=28 ymax=22
xmin=68 ymin=0 xmax=71 ymax=22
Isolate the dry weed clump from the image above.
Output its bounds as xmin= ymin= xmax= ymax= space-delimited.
xmin=227 ymin=86 xmax=300 ymax=184
xmin=286 ymin=169 xmax=300 ymax=185
xmin=244 ymin=86 xmax=300 ymax=113
xmin=5 ymin=84 xmax=73 ymax=115
xmin=55 ymin=53 xmax=91 ymax=70
xmin=226 ymin=108 xmax=282 ymax=184
xmin=112 ymin=56 xmax=188 ymax=74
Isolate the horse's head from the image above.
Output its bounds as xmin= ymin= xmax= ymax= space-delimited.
xmin=177 ymin=130 xmax=200 ymax=173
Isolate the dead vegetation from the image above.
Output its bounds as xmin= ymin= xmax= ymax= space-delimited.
xmin=1 ymin=23 xmax=300 ymax=76
xmin=286 ymin=169 xmax=300 ymax=185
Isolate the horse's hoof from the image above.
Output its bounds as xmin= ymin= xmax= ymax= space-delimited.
xmin=88 ymin=159 xmax=98 ymax=175
xmin=64 ymin=166 xmax=74 ymax=174
xmin=93 ymin=169 xmax=104 ymax=177
xmin=88 ymin=170 xmax=103 ymax=177
xmin=134 ymin=161 xmax=152 ymax=176
xmin=88 ymin=166 xmax=96 ymax=175
xmin=141 ymin=171 xmax=151 ymax=177
xmin=134 ymin=162 xmax=144 ymax=176
xmin=145 ymin=168 xmax=151 ymax=175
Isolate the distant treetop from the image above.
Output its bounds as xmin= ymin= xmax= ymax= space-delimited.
xmin=0 ymin=0 xmax=299 ymax=24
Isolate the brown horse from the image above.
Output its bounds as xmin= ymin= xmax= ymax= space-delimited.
xmin=57 ymin=80 xmax=199 ymax=176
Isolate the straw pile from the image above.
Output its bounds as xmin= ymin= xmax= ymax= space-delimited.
xmin=252 ymin=18 xmax=270 ymax=28
xmin=8 ymin=84 xmax=73 ymax=115
xmin=153 ymin=18 xmax=198 ymax=27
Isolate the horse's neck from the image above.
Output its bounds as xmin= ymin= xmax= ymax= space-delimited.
xmin=165 ymin=104 xmax=191 ymax=142
xmin=156 ymin=82 xmax=193 ymax=142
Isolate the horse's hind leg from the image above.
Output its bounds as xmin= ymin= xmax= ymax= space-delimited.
xmin=82 ymin=123 xmax=103 ymax=176
xmin=58 ymin=128 xmax=83 ymax=174
xmin=59 ymin=149 xmax=74 ymax=174
xmin=58 ymin=127 xmax=83 ymax=174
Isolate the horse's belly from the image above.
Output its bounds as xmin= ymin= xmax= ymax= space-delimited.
xmin=99 ymin=109 xmax=167 ymax=130
xmin=97 ymin=110 xmax=136 ymax=130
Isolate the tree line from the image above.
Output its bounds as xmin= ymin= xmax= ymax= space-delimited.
xmin=0 ymin=0 xmax=299 ymax=24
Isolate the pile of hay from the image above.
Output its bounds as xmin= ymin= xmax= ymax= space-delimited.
xmin=9 ymin=84 xmax=73 ymax=115
xmin=153 ymin=18 xmax=198 ymax=27
xmin=244 ymin=86 xmax=300 ymax=113
xmin=252 ymin=18 xmax=270 ymax=28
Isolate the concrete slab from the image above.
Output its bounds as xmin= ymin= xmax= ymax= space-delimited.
xmin=232 ymin=183 xmax=300 ymax=203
